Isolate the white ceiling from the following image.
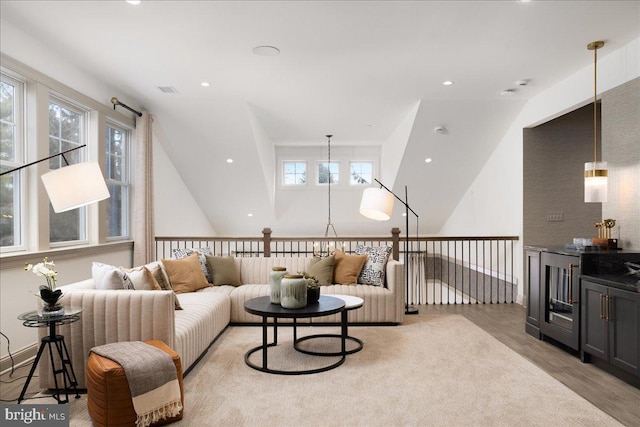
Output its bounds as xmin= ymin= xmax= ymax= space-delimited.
xmin=1 ymin=1 xmax=639 ymax=236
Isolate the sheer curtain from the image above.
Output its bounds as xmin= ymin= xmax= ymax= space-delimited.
xmin=133 ymin=112 xmax=155 ymax=265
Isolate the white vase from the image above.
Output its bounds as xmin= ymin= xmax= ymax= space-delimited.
xmin=280 ymin=274 xmax=307 ymax=309
xmin=269 ymin=267 xmax=288 ymax=304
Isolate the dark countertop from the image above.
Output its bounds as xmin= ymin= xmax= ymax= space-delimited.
xmin=581 ymin=274 xmax=640 ymax=294
xmin=524 ymin=245 xmax=636 ymax=256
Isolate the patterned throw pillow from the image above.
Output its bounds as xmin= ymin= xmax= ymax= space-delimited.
xmin=172 ymin=247 xmax=213 ymax=282
xmin=355 ymin=245 xmax=392 ymax=287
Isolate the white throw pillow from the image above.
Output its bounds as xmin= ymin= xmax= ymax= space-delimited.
xmin=123 ymin=266 xmax=158 ymax=290
xmin=92 ymin=262 xmax=134 ymax=290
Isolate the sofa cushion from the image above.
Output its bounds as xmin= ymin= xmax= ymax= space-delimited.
xmin=355 ymin=245 xmax=392 ymax=287
xmin=308 ymin=255 xmax=335 ymax=286
xmin=92 ymin=262 xmax=135 ymax=290
xmin=206 ymin=256 xmax=242 ymax=286
xmin=333 ymin=250 xmax=367 ymax=285
xmin=162 ymin=253 xmax=210 ymax=294
xmin=172 ymin=247 xmax=213 ymax=283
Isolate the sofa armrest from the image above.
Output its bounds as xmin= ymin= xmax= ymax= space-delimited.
xmin=386 ymin=259 xmax=405 ymax=323
xmin=38 ymin=288 xmax=175 ymax=389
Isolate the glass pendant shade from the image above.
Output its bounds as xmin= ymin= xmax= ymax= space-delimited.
xmin=360 ymin=187 xmax=395 ymax=221
xmin=41 ymin=162 xmax=110 ymax=213
xmin=584 ymin=161 xmax=608 ymax=203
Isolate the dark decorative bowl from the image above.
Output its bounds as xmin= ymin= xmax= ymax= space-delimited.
xmin=307 ymin=287 xmax=320 ymax=304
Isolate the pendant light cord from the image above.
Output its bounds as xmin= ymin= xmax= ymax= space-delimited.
xmin=593 ymin=44 xmax=598 ymax=164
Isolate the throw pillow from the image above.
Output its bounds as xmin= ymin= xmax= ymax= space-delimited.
xmin=308 ymin=255 xmax=336 ymax=286
xmin=205 ymin=256 xmax=241 ymax=286
xmin=92 ymin=262 xmax=135 ymax=290
xmin=149 ymin=264 xmax=182 ymax=310
xmin=172 ymin=247 xmax=213 ymax=283
xmin=122 ymin=266 xmax=159 ymax=291
xmin=355 ymin=245 xmax=392 ymax=287
xmin=333 ymin=250 xmax=367 ymax=285
xmin=161 ymin=253 xmax=210 ymax=294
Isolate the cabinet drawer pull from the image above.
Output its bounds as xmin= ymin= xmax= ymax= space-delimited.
xmin=599 ymin=294 xmax=604 ymax=319
xmin=605 ymin=295 xmax=611 ymax=321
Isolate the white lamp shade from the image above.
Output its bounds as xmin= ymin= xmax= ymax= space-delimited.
xmin=584 ymin=161 xmax=608 ymax=203
xmin=360 ymin=187 xmax=395 ymax=221
xmin=41 ymin=162 xmax=111 ymax=213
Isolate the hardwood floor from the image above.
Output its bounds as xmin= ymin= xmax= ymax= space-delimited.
xmin=1 ymin=303 xmax=638 ymax=426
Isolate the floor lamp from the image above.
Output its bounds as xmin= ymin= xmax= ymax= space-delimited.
xmin=1 ymin=144 xmax=110 ymax=213
xmin=360 ymin=179 xmax=419 ymax=315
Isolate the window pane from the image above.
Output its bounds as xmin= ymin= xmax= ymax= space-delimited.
xmin=49 ymin=99 xmax=85 ymax=243
xmin=0 ymin=81 xmax=16 ymax=162
xmin=0 ymin=167 xmax=19 ymax=247
xmin=107 ymin=183 xmax=126 ymax=237
xmin=283 ymin=161 xmax=306 ymax=185
xmin=318 ymin=162 xmax=339 ymax=184
xmin=50 ymin=207 xmax=83 ymax=242
xmin=106 ymin=124 xmax=129 ymax=238
xmin=350 ymin=161 xmax=373 ymax=185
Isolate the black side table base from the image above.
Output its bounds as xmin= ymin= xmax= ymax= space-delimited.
xmin=294 ymin=334 xmax=363 ymax=356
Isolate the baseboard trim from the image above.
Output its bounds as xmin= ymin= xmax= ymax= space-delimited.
xmin=1 ymin=343 xmax=38 ymax=376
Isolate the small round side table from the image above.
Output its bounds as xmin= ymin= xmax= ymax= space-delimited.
xmin=17 ymin=308 xmax=82 ymax=404
xmin=294 ymin=294 xmax=364 ymax=356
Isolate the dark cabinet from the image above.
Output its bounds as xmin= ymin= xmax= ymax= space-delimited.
xmin=525 ymin=250 xmax=541 ymax=338
xmin=581 ymin=280 xmax=640 ymax=377
xmin=539 ymin=252 xmax=580 ymax=351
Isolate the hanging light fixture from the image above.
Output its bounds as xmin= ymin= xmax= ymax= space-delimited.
xmin=314 ymin=135 xmax=341 ymax=257
xmin=584 ymin=40 xmax=607 ymax=203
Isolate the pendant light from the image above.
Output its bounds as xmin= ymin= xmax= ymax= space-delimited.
xmin=584 ymin=41 xmax=607 ymax=203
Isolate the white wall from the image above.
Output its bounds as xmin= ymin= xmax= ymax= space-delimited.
xmin=153 ymin=127 xmax=217 ymax=237
xmin=440 ymin=38 xmax=640 ymax=302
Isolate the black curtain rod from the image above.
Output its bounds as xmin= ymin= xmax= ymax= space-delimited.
xmin=111 ymin=97 xmax=143 ymax=117
xmin=0 ymin=145 xmax=87 ymax=176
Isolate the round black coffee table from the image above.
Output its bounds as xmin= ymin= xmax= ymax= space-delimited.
xmin=244 ymin=295 xmax=346 ymax=375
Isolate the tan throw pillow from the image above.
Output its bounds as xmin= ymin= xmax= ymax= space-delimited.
xmin=333 ymin=250 xmax=367 ymax=285
xmin=122 ymin=266 xmax=159 ymax=290
xmin=149 ymin=264 xmax=182 ymax=310
xmin=206 ymin=256 xmax=241 ymax=286
xmin=162 ymin=252 xmax=210 ymax=294
xmin=308 ymin=255 xmax=335 ymax=286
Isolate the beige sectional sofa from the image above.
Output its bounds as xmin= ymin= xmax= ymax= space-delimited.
xmin=40 ymin=255 xmax=404 ymax=389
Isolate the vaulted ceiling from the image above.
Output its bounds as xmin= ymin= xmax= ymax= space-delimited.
xmin=1 ymin=1 xmax=639 ymax=236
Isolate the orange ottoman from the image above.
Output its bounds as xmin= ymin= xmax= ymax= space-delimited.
xmin=87 ymin=340 xmax=184 ymax=427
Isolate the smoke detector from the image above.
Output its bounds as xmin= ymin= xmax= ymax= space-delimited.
xmin=434 ymin=126 xmax=448 ymax=135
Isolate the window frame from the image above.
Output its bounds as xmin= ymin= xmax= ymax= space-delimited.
xmin=0 ymin=72 xmax=26 ymax=253
xmin=105 ymin=121 xmax=131 ymax=241
xmin=282 ymin=160 xmax=308 ymax=186
xmin=48 ymin=95 xmax=89 ymax=247
xmin=349 ymin=160 xmax=374 ymax=186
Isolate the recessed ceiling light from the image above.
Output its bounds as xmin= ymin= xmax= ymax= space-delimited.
xmin=364 ymin=124 xmax=372 ymax=128
xmin=425 ymin=158 xmax=433 ymax=163
xmin=442 ymin=80 xmax=454 ymax=86
xmin=253 ymin=46 xmax=280 ymax=56
xmin=434 ymin=126 xmax=448 ymax=135
xmin=126 ymin=0 xmax=142 ymax=4
xmin=200 ymin=82 xmax=210 ymax=87
xmin=515 ymin=79 xmax=529 ymax=86
xmin=248 ymin=213 xmax=253 ymax=217
xmin=501 ymin=89 xmax=516 ymax=96
xmin=226 ymin=158 xmax=233 ymax=163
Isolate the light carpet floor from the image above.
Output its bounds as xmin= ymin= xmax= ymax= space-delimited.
xmin=66 ymin=314 xmax=621 ymax=426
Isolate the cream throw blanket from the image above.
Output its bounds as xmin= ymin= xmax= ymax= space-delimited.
xmin=91 ymin=341 xmax=182 ymax=427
